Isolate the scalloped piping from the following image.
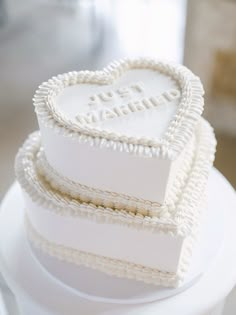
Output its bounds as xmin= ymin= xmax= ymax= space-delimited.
xmin=33 ymin=58 xmax=204 ymax=159
xmin=15 ymin=118 xmax=216 ymax=236
xmin=35 ymin=134 xmax=195 ymax=215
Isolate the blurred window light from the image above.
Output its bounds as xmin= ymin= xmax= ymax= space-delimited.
xmin=111 ymin=0 xmax=187 ymax=62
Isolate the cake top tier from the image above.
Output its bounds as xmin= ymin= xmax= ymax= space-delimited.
xmin=34 ymin=58 xmax=204 ymax=159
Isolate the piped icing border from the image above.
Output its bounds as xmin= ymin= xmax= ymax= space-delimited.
xmin=15 ymin=118 xmax=216 ymax=236
xmin=33 ymin=58 xmax=204 ymax=159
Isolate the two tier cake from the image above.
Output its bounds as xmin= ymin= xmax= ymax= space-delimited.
xmin=15 ymin=58 xmax=216 ymax=287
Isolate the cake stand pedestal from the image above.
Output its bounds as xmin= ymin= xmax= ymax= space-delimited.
xmin=0 ymin=168 xmax=236 ymax=315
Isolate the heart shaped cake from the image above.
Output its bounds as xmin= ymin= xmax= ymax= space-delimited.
xmin=15 ymin=58 xmax=216 ymax=287
xmin=33 ymin=58 xmax=204 ymax=208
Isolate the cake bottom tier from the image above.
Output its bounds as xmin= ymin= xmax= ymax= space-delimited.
xmin=15 ymin=119 xmax=216 ymax=287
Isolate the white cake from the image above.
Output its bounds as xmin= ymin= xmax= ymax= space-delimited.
xmin=15 ymin=58 xmax=216 ymax=288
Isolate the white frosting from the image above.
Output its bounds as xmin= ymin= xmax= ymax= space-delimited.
xmin=56 ymin=69 xmax=180 ymax=139
xmin=13 ymin=58 xmax=216 ymax=287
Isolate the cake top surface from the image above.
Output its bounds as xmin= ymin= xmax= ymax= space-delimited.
xmin=34 ymin=58 xmax=204 ymax=158
xmin=56 ymin=68 xmax=179 ymax=139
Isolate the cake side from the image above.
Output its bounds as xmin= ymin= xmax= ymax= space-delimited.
xmin=35 ymin=131 xmax=196 ymax=216
xmin=33 ymin=58 xmax=204 ymax=204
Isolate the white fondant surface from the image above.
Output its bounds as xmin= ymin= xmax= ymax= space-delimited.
xmin=56 ymin=69 xmax=179 ymax=139
xmin=39 ymin=120 xmax=172 ymax=203
xmin=0 ymin=169 xmax=232 ymax=312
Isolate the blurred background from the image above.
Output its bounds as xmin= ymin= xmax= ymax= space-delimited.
xmin=0 ymin=0 xmax=236 ymax=313
xmin=0 ymin=0 xmax=236 ymax=200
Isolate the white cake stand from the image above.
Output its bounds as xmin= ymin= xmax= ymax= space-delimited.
xmin=0 ymin=168 xmax=236 ymax=315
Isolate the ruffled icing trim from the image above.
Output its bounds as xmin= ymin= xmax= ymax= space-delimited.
xmin=15 ymin=118 xmax=216 ymax=236
xmin=33 ymin=58 xmax=204 ymax=159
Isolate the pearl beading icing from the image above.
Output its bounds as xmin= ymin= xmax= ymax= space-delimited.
xmin=33 ymin=58 xmax=204 ymax=159
xmin=15 ymin=118 xmax=216 ymax=236
xmin=35 ymin=135 xmax=196 ymax=215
